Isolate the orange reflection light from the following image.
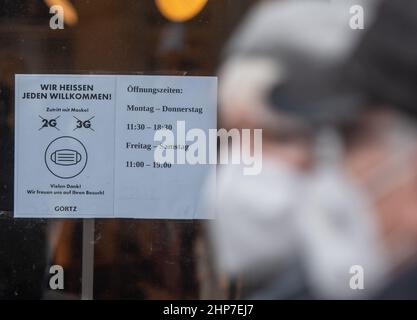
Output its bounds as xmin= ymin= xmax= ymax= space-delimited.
xmin=44 ymin=0 xmax=78 ymax=26
xmin=155 ymin=0 xmax=208 ymax=22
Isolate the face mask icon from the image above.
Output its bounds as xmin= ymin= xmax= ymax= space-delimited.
xmin=45 ymin=136 xmax=88 ymax=179
xmin=50 ymin=149 xmax=82 ymax=166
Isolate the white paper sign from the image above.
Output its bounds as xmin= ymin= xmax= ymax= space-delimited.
xmin=14 ymin=74 xmax=217 ymax=219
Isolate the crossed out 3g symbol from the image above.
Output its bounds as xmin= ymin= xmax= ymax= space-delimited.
xmin=73 ymin=116 xmax=95 ymax=131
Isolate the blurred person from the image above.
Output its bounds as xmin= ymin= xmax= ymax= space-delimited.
xmin=266 ymin=0 xmax=417 ymax=299
xmin=203 ymin=0 xmax=382 ymax=299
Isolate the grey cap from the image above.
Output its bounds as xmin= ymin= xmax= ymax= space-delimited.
xmin=224 ymin=0 xmax=376 ymax=125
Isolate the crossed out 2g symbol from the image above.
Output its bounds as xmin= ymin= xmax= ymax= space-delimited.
xmin=39 ymin=115 xmax=60 ymax=130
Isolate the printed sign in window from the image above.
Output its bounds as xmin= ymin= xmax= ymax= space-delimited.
xmin=14 ymin=74 xmax=217 ymax=219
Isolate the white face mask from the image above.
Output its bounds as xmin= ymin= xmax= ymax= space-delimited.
xmin=207 ymin=117 xmax=417 ymax=299
xmin=208 ymin=160 xmax=305 ymax=277
xmin=209 ymin=157 xmax=390 ymax=299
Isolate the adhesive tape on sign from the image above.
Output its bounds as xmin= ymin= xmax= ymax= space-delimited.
xmin=155 ymin=0 xmax=208 ymax=22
